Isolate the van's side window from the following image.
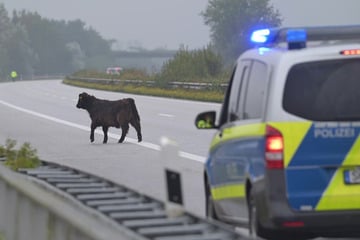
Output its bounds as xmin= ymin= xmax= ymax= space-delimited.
xmin=227 ymin=60 xmax=251 ymax=122
xmin=218 ymin=67 xmax=236 ymax=126
xmin=242 ymin=61 xmax=267 ymax=119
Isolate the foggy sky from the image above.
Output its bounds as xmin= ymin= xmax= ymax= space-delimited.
xmin=2 ymin=0 xmax=360 ymax=50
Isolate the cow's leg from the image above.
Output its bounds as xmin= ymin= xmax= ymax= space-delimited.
xmin=102 ymin=126 xmax=109 ymax=144
xmin=90 ymin=123 xmax=96 ymax=142
xmin=130 ymin=119 xmax=142 ymax=142
xmin=119 ymin=123 xmax=129 ymax=143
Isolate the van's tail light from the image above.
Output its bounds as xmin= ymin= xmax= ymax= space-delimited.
xmin=282 ymin=221 xmax=304 ymax=228
xmin=265 ymin=125 xmax=284 ymax=169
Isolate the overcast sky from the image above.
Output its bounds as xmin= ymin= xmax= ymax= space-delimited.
xmin=2 ymin=0 xmax=360 ymax=50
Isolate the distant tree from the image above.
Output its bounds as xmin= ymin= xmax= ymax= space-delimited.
xmin=14 ymin=10 xmax=114 ymax=75
xmin=64 ymin=19 xmax=113 ymax=57
xmin=13 ymin=11 xmax=71 ymax=75
xmin=0 ymin=5 xmax=115 ymax=77
xmin=0 ymin=4 xmax=12 ymax=78
xmin=66 ymin=41 xmax=85 ymax=70
xmin=6 ymin=22 xmax=38 ymax=77
xmin=157 ymin=45 xmax=223 ymax=86
xmin=202 ymin=0 xmax=282 ymax=66
xmin=0 ymin=5 xmax=37 ymax=78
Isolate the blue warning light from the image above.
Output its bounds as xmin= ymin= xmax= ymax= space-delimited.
xmin=250 ymin=29 xmax=271 ymax=43
xmin=286 ymin=29 xmax=307 ymax=43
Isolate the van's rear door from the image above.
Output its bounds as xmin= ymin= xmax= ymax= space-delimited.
xmin=280 ymin=58 xmax=360 ymax=211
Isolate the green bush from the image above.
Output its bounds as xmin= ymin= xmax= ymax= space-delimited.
xmin=155 ymin=45 xmax=224 ymax=87
xmin=0 ymin=139 xmax=40 ymax=171
xmin=70 ymin=46 xmax=227 ymax=87
xmin=65 ymin=46 xmax=231 ymax=102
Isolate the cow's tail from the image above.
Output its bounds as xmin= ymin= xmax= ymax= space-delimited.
xmin=128 ymin=98 xmax=140 ymax=122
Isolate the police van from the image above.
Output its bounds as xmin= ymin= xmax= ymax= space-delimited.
xmin=195 ymin=25 xmax=360 ymax=239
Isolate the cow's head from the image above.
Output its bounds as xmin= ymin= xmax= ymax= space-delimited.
xmin=76 ymin=92 xmax=93 ymax=109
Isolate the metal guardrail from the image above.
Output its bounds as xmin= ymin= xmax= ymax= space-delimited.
xmin=0 ymin=136 xmax=251 ymax=240
xmin=0 ymin=158 xmax=250 ymax=240
xmin=1 ymin=75 xmax=66 ymax=82
xmin=0 ymin=159 xmax=136 ymax=240
xmin=22 ymin=75 xmax=66 ymax=80
xmin=66 ymin=76 xmax=228 ymax=91
xmin=21 ymin=162 xmax=246 ymax=240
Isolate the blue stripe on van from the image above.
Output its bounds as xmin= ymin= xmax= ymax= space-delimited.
xmin=206 ymin=138 xmax=265 ymax=187
xmin=286 ymin=124 xmax=360 ymax=210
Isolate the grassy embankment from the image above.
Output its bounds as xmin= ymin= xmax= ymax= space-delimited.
xmin=63 ymin=69 xmax=227 ymax=103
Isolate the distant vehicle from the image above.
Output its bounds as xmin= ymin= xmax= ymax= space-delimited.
xmin=106 ymin=67 xmax=122 ymax=75
xmin=195 ymin=25 xmax=360 ymax=240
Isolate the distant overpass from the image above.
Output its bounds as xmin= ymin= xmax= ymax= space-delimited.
xmin=111 ymin=49 xmax=177 ymax=73
xmin=111 ymin=49 xmax=177 ymax=58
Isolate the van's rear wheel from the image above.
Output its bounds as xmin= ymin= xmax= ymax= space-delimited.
xmin=249 ymin=190 xmax=260 ymax=239
xmin=249 ymin=190 xmax=286 ymax=240
xmin=249 ymin=189 xmax=272 ymax=239
xmin=205 ymin=183 xmax=218 ymax=220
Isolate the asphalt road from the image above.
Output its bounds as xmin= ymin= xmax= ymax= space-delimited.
xmin=0 ymin=79 xmax=220 ymax=216
xmin=0 ymin=80 xmax=355 ymax=240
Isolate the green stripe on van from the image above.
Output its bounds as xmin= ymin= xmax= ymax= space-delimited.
xmin=210 ymin=123 xmax=266 ymax=150
xmin=211 ymin=183 xmax=245 ymax=200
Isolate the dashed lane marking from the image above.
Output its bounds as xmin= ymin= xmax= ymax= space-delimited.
xmin=0 ymin=99 xmax=205 ymax=163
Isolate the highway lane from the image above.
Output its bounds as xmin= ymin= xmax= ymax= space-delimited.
xmin=0 ymin=80 xmax=220 ymax=157
xmin=0 ymin=80 xmax=355 ymax=240
xmin=0 ymin=79 xmax=220 ymax=217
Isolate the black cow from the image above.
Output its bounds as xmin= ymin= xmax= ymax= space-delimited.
xmin=76 ymin=92 xmax=142 ymax=143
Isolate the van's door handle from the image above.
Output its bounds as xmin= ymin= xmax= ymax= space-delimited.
xmin=219 ymin=128 xmax=228 ymax=138
xmin=219 ymin=128 xmax=230 ymax=138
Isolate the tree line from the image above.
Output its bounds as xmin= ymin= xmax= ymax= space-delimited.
xmin=0 ymin=3 xmax=114 ymax=79
xmin=0 ymin=0 xmax=282 ymax=82
xmin=159 ymin=0 xmax=282 ymax=83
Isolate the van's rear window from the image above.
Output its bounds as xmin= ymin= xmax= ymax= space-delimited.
xmin=283 ymin=59 xmax=360 ymax=121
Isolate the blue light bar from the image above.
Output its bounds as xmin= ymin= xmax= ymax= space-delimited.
xmin=286 ymin=29 xmax=307 ymax=43
xmin=250 ymin=25 xmax=360 ymax=50
xmin=251 ymin=29 xmax=271 ymax=43
xmin=286 ymin=29 xmax=307 ymax=49
xmin=250 ymin=28 xmax=308 ymax=49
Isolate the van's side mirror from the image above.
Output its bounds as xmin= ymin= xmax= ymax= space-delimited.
xmin=195 ymin=111 xmax=217 ymax=129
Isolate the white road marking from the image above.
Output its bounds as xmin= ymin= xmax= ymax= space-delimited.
xmin=0 ymin=99 xmax=205 ymax=163
xmin=158 ymin=113 xmax=174 ymax=118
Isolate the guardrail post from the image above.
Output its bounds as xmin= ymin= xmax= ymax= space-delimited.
xmin=160 ymin=137 xmax=185 ymax=218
